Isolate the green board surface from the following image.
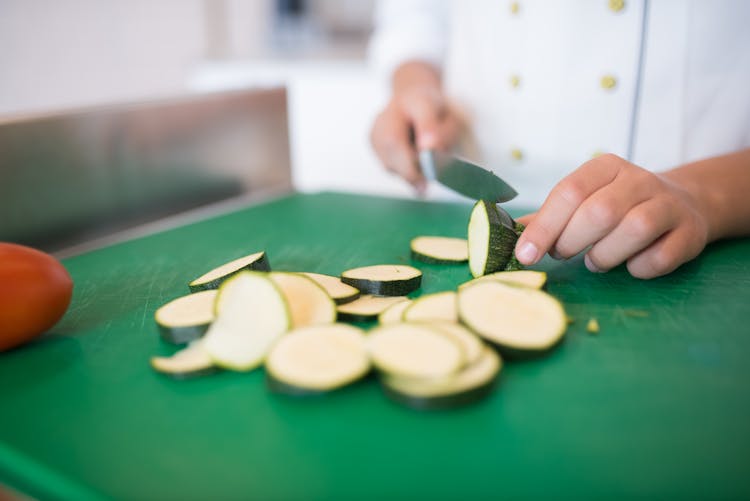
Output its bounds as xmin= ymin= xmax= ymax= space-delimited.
xmin=1 ymin=191 xmax=749 ymax=500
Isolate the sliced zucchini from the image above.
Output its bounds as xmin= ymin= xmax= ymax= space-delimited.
xmin=367 ymin=323 xmax=465 ymax=379
xmin=340 ymin=265 xmax=422 ymax=296
xmin=403 ymin=291 xmax=458 ymax=323
xmin=459 ymin=270 xmax=548 ymax=291
xmin=150 ymin=341 xmax=217 ymax=379
xmin=458 ymin=280 xmax=566 ymax=357
xmin=269 ymin=272 xmax=336 ymax=328
xmin=202 ymin=271 xmax=290 ymax=371
xmin=410 ymin=236 xmax=468 ymax=264
xmin=301 ymin=272 xmax=360 ymax=304
xmin=467 ymin=200 xmax=518 ymax=278
xmin=265 ymin=324 xmax=369 ymax=394
xmin=189 ymin=251 xmax=270 ymax=292
xmin=428 ymin=321 xmax=484 ymax=366
xmin=155 ymin=290 xmax=217 ymax=344
xmin=337 ymin=295 xmax=409 ymax=323
xmin=378 ymin=298 xmax=413 ymax=324
xmin=381 ymin=347 xmax=501 ymax=410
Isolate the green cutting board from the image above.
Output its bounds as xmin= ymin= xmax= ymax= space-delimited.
xmin=1 ymin=192 xmax=749 ymax=500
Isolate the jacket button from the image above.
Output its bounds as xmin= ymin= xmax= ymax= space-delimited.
xmin=600 ymin=75 xmax=617 ymax=90
xmin=510 ymin=2 xmax=521 ymax=15
xmin=509 ymin=75 xmax=521 ymax=88
xmin=510 ymin=148 xmax=524 ymax=161
xmin=608 ymin=0 xmax=625 ymax=12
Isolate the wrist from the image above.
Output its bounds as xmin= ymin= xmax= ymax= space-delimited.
xmin=392 ymin=61 xmax=442 ymax=96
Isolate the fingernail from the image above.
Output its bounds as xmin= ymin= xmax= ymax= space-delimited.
xmin=584 ymin=254 xmax=602 ymax=273
xmin=516 ymin=241 xmax=539 ymax=264
xmin=550 ymin=250 xmax=564 ymax=260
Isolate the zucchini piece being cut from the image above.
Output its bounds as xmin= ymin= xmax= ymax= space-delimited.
xmin=381 ymin=347 xmax=501 ymax=410
xmin=189 ymin=251 xmax=270 ymax=292
xmin=378 ymin=298 xmax=413 ymax=324
xmin=458 ymin=280 xmax=566 ymax=357
xmin=266 ymin=324 xmax=370 ymax=394
xmin=155 ymin=290 xmax=217 ymax=344
xmin=410 ymin=236 xmax=468 ymax=264
xmin=202 ymin=272 xmax=290 ymax=371
xmin=468 ymin=200 xmax=519 ymax=278
xmin=301 ymin=272 xmax=360 ymax=305
xmin=459 ymin=270 xmax=548 ymax=291
xmin=269 ymin=272 xmax=336 ymax=328
xmin=341 ymin=265 xmax=422 ymax=296
xmin=337 ymin=295 xmax=409 ymax=323
xmin=150 ymin=341 xmax=217 ymax=379
xmin=403 ymin=291 xmax=458 ymax=323
xmin=367 ymin=323 xmax=465 ymax=379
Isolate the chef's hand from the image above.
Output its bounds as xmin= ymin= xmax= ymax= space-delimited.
xmin=370 ymin=62 xmax=461 ymax=192
xmin=514 ymin=154 xmax=710 ymax=279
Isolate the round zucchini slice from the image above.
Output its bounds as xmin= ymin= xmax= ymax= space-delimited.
xmin=269 ymin=272 xmax=336 ymax=328
xmin=265 ymin=324 xmax=370 ymax=394
xmin=150 ymin=341 xmax=217 ymax=379
xmin=403 ymin=291 xmax=458 ymax=323
xmin=340 ymin=264 xmax=422 ymax=296
xmin=337 ymin=295 xmax=409 ymax=323
xmin=468 ymin=201 xmax=518 ymax=278
xmin=428 ymin=321 xmax=484 ymax=366
xmin=155 ymin=289 xmax=217 ymax=344
xmin=382 ymin=347 xmax=501 ymax=410
xmin=410 ymin=236 xmax=468 ymax=264
xmin=301 ymin=272 xmax=361 ymax=304
xmin=189 ymin=251 xmax=270 ymax=292
xmin=458 ymin=280 xmax=566 ymax=357
xmin=378 ymin=298 xmax=413 ymax=324
xmin=367 ymin=323 xmax=465 ymax=379
xmin=459 ymin=270 xmax=548 ymax=291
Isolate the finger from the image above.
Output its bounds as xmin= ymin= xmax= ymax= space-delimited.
xmin=401 ymin=92 xmax=449 ymax=150
xmin=515 ymin=213 xmax=536 ymax=226
xmin=515 ymin=154 xmax=624 ymax=265
xmin=625 ymin=223 xmax=705 ymax=279
xmin=552 ymin=167 xmax=657 ymax=259
xmin=585 ymin=196 xmax=678 ymax=272
xmin=370 ymin=107 xmax=425 ymax=189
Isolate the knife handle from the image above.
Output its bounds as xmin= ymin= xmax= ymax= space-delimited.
xmin=418 ymin=149 xmax=438 ymax=182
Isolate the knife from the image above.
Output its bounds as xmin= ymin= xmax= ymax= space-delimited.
xmin=418 ymin=149 xmax=518 ymax=203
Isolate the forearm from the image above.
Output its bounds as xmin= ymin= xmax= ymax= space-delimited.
xmin=662 ymin=148 xmax=750 ymax=242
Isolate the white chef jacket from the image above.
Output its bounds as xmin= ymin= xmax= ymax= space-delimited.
xmin=369 ymin=0 xmax=750 ymax=207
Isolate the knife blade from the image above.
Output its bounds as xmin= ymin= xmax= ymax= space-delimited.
xmin=419 ymin=149 xmax=518 ymax=203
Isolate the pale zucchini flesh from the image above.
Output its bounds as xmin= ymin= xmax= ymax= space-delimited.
xmin=381 ymin=347 xmax=501 ymax=410
xmin=468 ymin=201 xmax=518 ymax=278
xmin=150 ymin=341 xmax=217 ymax=379
xmin=403 ymin=291 xmax=458 ymax=323
xmin=341 ymin=264 xmax=422 ymax=296
xmin=410 ymin=236 xmax=469 ymax=264
xmin=301 ymin=272 xmax=361 ymax=304
xmin=155 ymin=289 xmax=217 ymax=344
xmin=428 ymin=321 xmax=484 ymax=366
xmin=202 ymin=272 xmax=290 ymax=371
xmin=459 ymin=270 xmax=548 ymax=291
xmin=378 ymin=298 xmax=413 ymax=324
xmin=458 ymin=280 xmax=566 ymax=356
xmin=266 ymin=324 xmax=369 ymax=394
xmin=337 ymin=295 xmax=409 ymax=323
xmin=189 ymin=251 xmax=270 ymax=292
xmin=367 ymin=323 xmax=465 ymax=379
xmin=269 ymin=272 xmax=337 ymax=328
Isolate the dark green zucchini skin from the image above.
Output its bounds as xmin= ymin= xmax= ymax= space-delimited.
xmin=336 ymin=310 xmax=379 ymax=323
xmin=410 ymin=250 xmax=466 ymax=265
xmin=474 ymin=333 xmax=566 ymax=361
xmin=266 ymin=372 xmax=327 ymax=396
xmin=331 ymin=290 xmax=361 ymax=305
xmin=474 ymin=201 xmax=519 ymax=275
xmin=154 ymin=365 xmax=220 ymax=380
xmin=157 ymin=323 xmax=209 ymax=345
xmin=381 ymin=377 xmax=498 ymax=411
xmin=188 ymin=253 xmax=271 ymax=293
xmin=340 ymin=275 xmax=421 ymax=296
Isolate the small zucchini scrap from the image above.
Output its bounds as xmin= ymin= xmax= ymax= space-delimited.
xmin=468 ymin=200 xmax=520 ymax=278
xmin=341 ymin=264 xmax=422 ymax=296
xmin=402 ymin=291 xmax=458 ymax=323
xmin=189 ymin=251 xmax=270 ymax=292
xmin=410 ymin=236 xmax=468 ymax=264
xmin=586 ymin=318 xmax=600 ymax=334
xmin=151 ymin=341 xmax=217 ymax=379
xmin=266 ymin=324 xmax=370 ymax=395
xmin=155 ymin=290 xmax=217 ymax=344
xmin=337 ymin=295 xmax=409 ymax=323
xmin=301 ymin=272 xmax=361 ymax=305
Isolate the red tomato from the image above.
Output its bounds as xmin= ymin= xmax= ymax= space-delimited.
xmin=0 ymin=243 xmax=73 ymax=351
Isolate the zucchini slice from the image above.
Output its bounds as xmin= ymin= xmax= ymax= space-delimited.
xmin=381 ymin=347 xmax=501 ymax=410
xmin=367 ymin=323 xmax=465 ymax=379
xmin=189 ymin=251 xmax=270 ymax=292
xmin=269 ymin=272 xmax=337 ymax=328
xmin=301 ymin=272 xmax=361 ymax=305
xmin=337 ymin=295 xmax=409 ymax=323
xmin=403 ymin=291 xmax=458 ymax=323
xmin=459 ymin=270 xmax=548 ymax=291
xmin=340 ymin=265 xmax=422 ymax=296
xmin=428 ymin=321 xmax=484 ymax=366
xmin=467 ymin=201 xmax=518 ymax=278
xmin=202 ymin=272 xmax=290 ymax=371
xmin=458 ymin=280 xmax=566 ymax=357
xmin=378 ymin=298 xmax=413 ymax=324
xmin=410 ymin=236 xmax=468 ymax=264
xmin=150 ymin=341 xmax=217 ymax=379
xmin=154 ymin=290 xmax=217 ymax=344
xmin=265 ymin=324 xmax=370 ymax=394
